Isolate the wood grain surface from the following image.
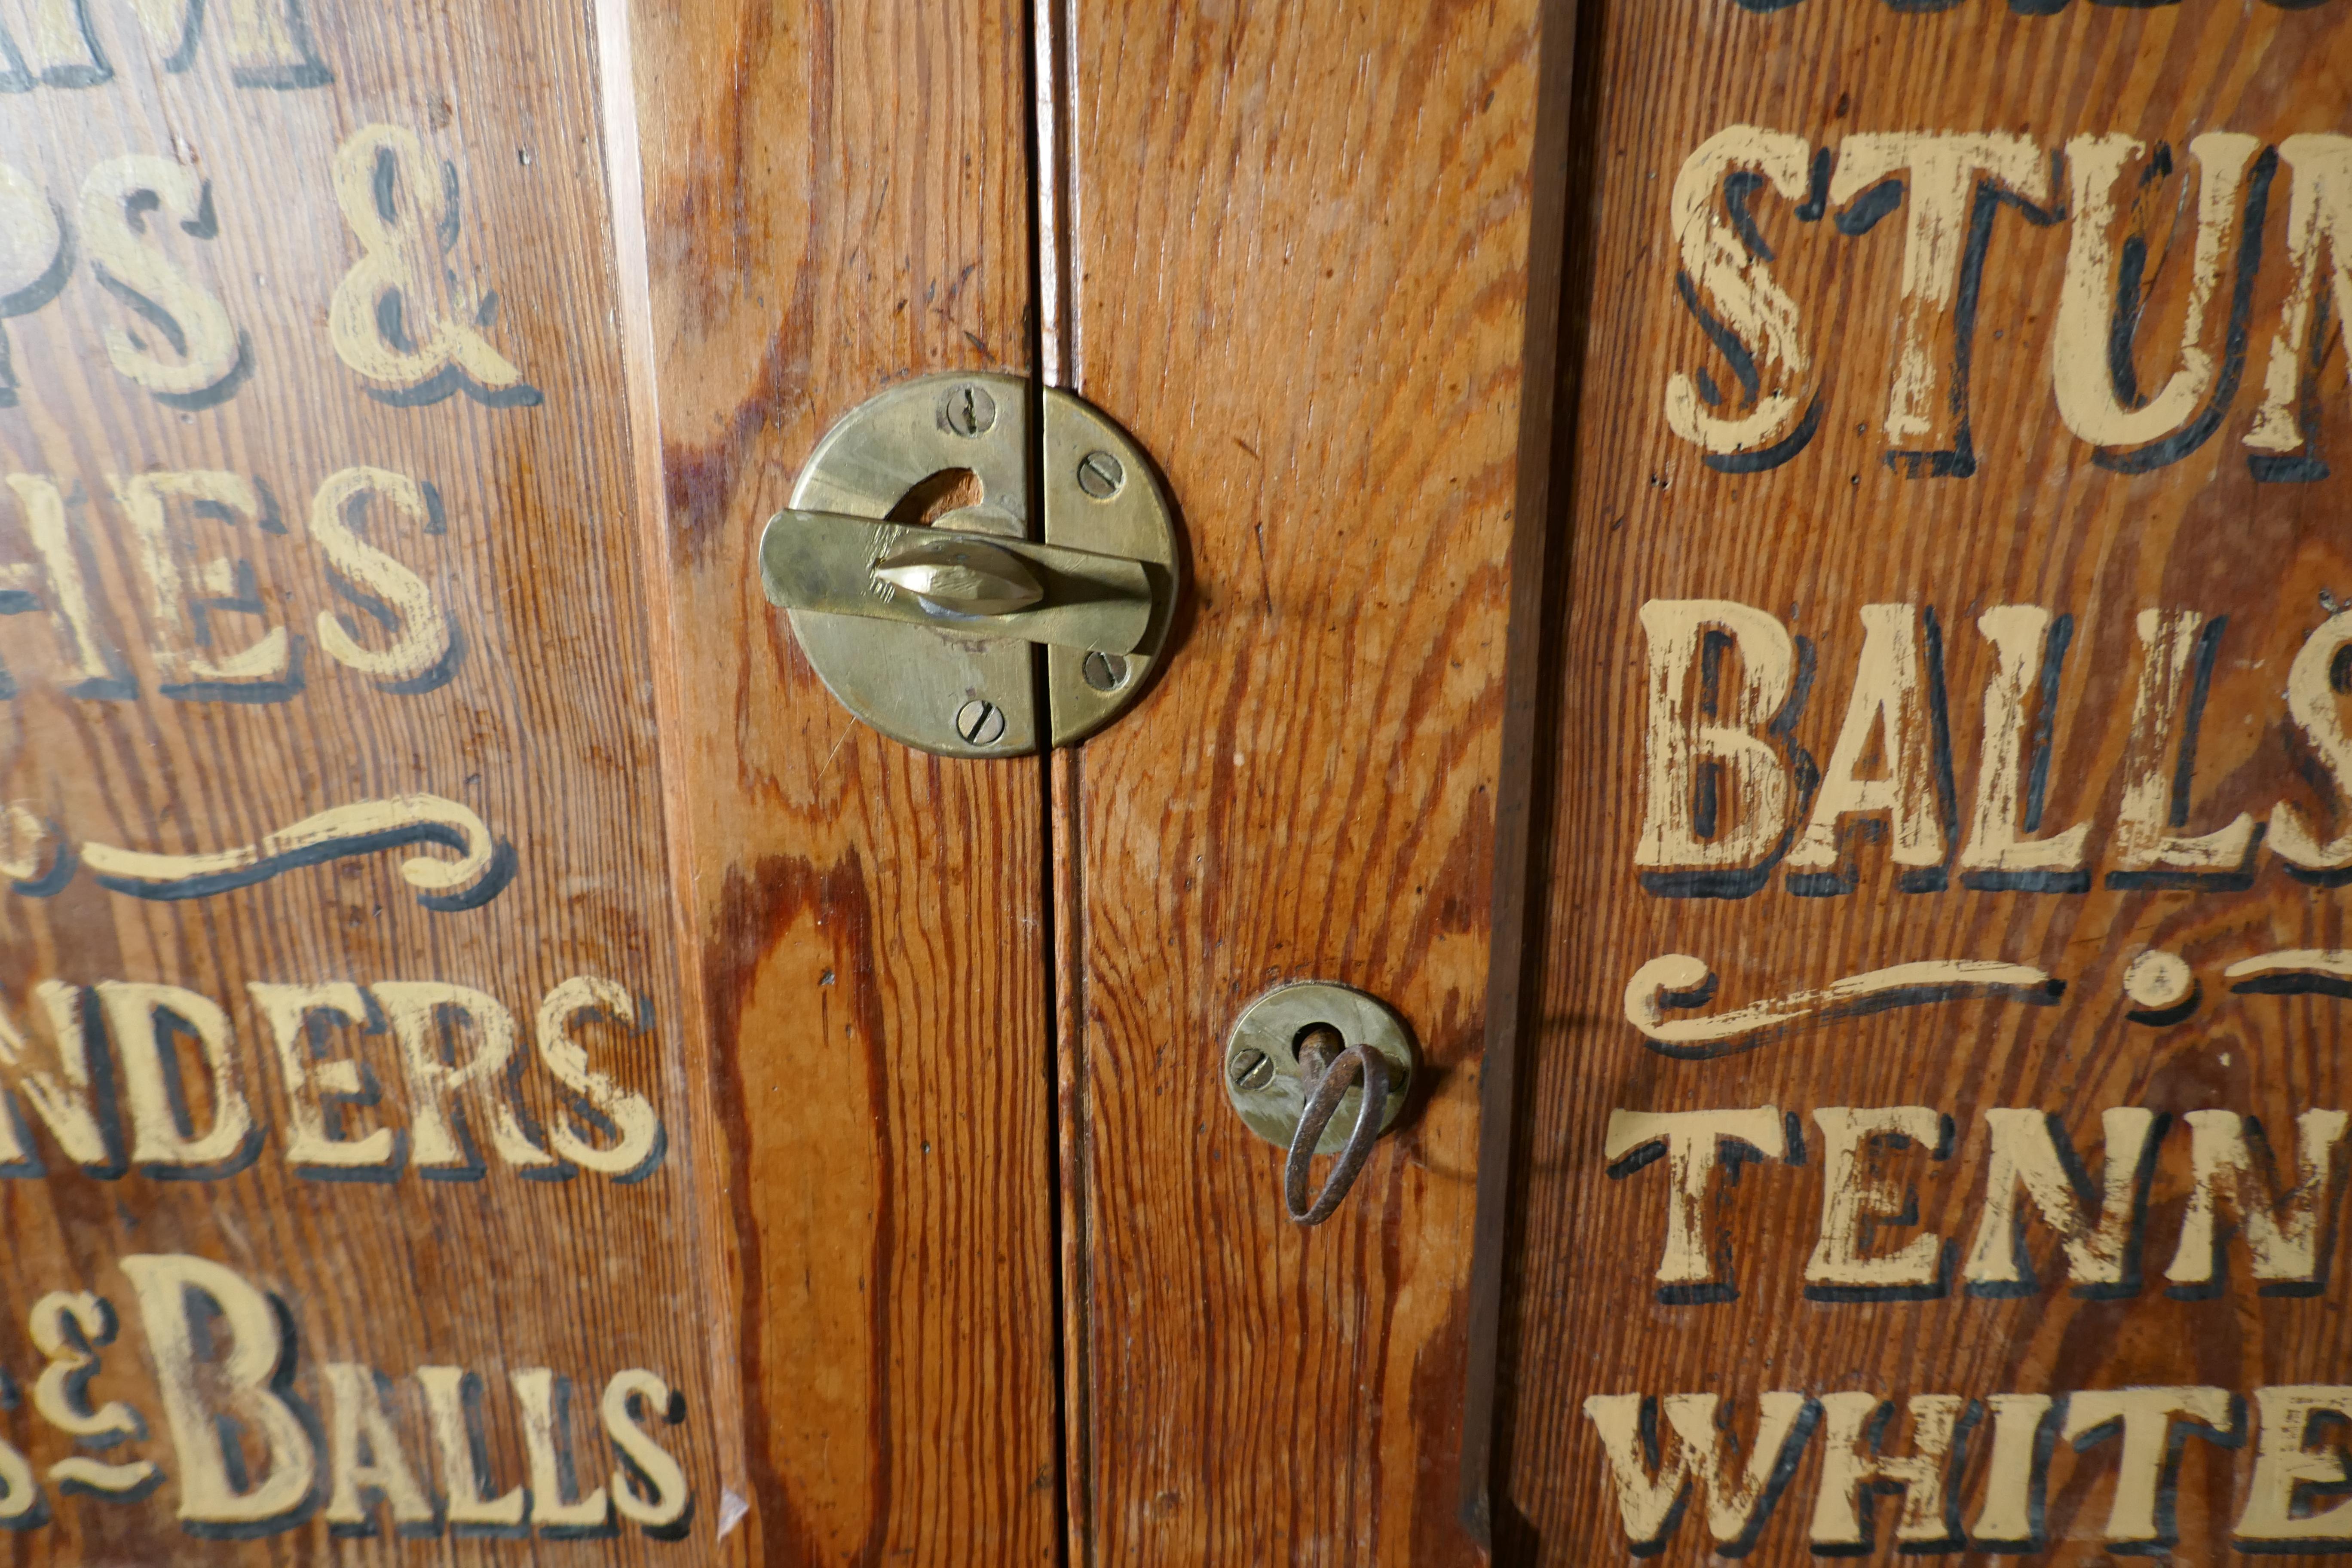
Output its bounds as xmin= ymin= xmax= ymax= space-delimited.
xmin=0 ymin=0 xmax=724 ymax=1560
xmin=622 ymin=2 xmax=1061 ymax=1563
xmin=1496 ymin=1 xmax=2352 ymax=1561
xmin=1050 ymin=1 xmax=1549 ymax=1560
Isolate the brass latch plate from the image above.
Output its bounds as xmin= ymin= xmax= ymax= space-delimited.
xmin=759 ymin=372 xmax=1181 ymax=757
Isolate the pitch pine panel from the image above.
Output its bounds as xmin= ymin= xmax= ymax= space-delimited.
xmin=1500 ymin=2 xmax=2352 ymax=1562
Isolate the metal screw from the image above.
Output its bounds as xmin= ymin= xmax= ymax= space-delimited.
xmin=1080 ymin=650 xmax=1129 ymax=692
xmin=954 ymin=698 xmax=1006 ymax=746
xmin=943 ymin=384 xmax=998 ymax=438
xmin=1076 ymin=450 xmax=1125 ymax=499
xmin=1229 ymin=1049 xmax=1274 ymax=1092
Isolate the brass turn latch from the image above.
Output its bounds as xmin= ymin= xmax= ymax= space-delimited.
xmin=759 ymin=372 xmax=1182 ymax=757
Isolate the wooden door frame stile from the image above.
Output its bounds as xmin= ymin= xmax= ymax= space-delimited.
xmin=1460 ymin=0 xmax=1592 ymax=1549
xmin=595 ymin=0 xmax=755 ymax=1547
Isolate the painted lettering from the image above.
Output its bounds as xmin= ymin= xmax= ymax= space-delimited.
xmin=1634 ymin=598 xmax=1799 ymax=897
xmin=79 ymin=155 xmax=247 ymax=408
xmin=1659 ymin=128 xmax=2352 ymax=475
xmin=0 ymin=976 xmax=665 ymax=1186
xmin=1604 ymin=1105 xmax=1787 ymax=1302
xmin=1635 ymin=596 xmax=2352 ymax=898
xmin=328 ymin=124 xmax=540 ymax=408
xmin=1662 ymin=127 xmax=1819 ymax=469
xmin=122 ymin=1252 xmax=314 ymax=1536
xmin=1804 ymin=1106 xmax=1951 ymax=1299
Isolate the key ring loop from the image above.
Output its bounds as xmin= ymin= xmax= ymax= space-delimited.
xmin=1283 ymin=1037 xmax=1392 ymax=1225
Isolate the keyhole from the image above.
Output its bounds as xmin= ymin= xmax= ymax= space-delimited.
xmin=888 ymin=468 xmax=985 ymax=525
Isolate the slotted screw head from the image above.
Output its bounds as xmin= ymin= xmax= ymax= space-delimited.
xmin=1229 ymin=1048 xmax=1274 ymax=1092
xmin=1076 ymin=450 xmax=1125 ymax=499
xmin=1080 ymin=650 xmax=1129 ymax=692
xmin=955 ymin=698 xmax=1006 ymax=746
xmin=943 ymin=384 xmax=998 ymax=437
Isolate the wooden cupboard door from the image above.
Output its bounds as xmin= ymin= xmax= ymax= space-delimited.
xmin=1044 ymin=0 xmax=1566 ymax=1561
xmin=623 ymin=3 xmax=1061 ymax=1565
xmin=0 ymin=0 xmax=726 ymax=1561
xmin=1484 ymin=0 xmax=2352 ymax=1562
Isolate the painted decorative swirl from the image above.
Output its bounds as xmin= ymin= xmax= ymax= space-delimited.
xmin=1625 ymin=952 xmax=2065 ymax=1057
xmin=2224 ymin=950 xmax=2352 ymax=998
xmin=1 ymin=794 xmax=512 ymax=910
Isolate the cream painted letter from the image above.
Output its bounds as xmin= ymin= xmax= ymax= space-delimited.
xmin=2272 ymin=610 xmax=2352 ymax=872
xmin=321 ymin=1363 xmax=434 ymax=1532
xmin=513 ymin=1369 xmax=609 ymax=1533
xmin=80 ymin=156 xmax=243 ymax=405
xmin=308 ymin=467 xmax=453 ymax=688
xmin=0 ymin=475 xmax=129 ymax=696
xmin=122 ymin=1253 xmax=315 ymax=1531
xmin=2239 ymin=1386 xmax=2352 ymax=1544
xmin=2165 ymin=1108 xmax=2347 ymax=1291
xmin=373 ymin=982 xmax=559 ymax=1175
xmin=126 ymin=0 xmax=333 ymax=87
xmin=2054 ymin=135 xmax=2263 ymax=461
xmin=1806 ymin=1106 xmax=1947 ymax=1294
xmin=248 ymin=982 xmax=399 ymax=1177
xmin=0 ymin=980 xmax=114 ymax=1172
xmin=1810 ymin=1392 xmax=1970 ymax=1551
xmin=419 ymin=1365 xmax=527 ymax=1528
xmin=112 ymin=469 xmax=291 ymax=696
xmin=96 ymin=981 xmax=257 ymax=1177
xmin=602 ymin=1369 xmax=690 ymax=1534
xmin=28 ymin=1291 xmax=158 ymax=1497
xmin=1636 ymin=600 xmax=1795 ymax=891
xmin=2248 ymin=136 xmax=2352 ymax=472
xmin=536 ymin=977 xmax=662 ymax=1179
xmin=2113 ymin=609 xmax=2257 ymax=878
xmin=1969 ymin=1393 xmax=2054 ymax=1549
xmin=1830 ymin=133 xmax=2050 ymax=468
xmin=1605 ymin=1106 xmax=1785 ymax=1296
xmin=1788 ymin=606 xmax=1946 ymax=888
xmin=4 ymin=0 xmax=109 ymax=84
xmin=2063 ymin=1387 xmax=2235 ymax=1549
xmin=1663 ymin=128 xmax=1818 ymax=465
xmin=1960 ymin=607 xmax=2089 ymax=888
xmin=1963 ymin=1108 xmax=2156 ymax=1293
xmin=1582 ymin=1391 xmax=1814 ymax=1552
